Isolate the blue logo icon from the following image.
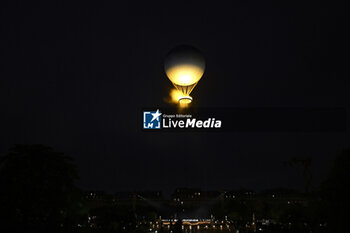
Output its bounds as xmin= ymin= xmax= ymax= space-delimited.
xmin=143 ymin=109 xmax=162 ymax=129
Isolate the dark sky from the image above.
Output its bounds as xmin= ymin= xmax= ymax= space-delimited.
xmin=1 ymin=1 xmax=349 ymax=196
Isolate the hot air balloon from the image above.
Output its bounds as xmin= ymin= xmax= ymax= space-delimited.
xmin=164 ymin=45 xmax=205 ymax=104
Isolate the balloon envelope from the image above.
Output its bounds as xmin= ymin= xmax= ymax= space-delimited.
xmin=164 ymin=45 xmax=205 ymax=86
xmin=164 ymin=45 xmax=205 ymax=99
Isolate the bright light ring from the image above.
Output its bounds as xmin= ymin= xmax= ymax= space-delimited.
xmin=178 ymin=96 xmax=192 ymax=104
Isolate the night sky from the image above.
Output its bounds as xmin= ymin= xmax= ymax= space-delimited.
xmin=1 ymin=1 xmax=349 ymax=196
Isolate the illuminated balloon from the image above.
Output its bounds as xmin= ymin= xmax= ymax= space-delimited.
xmin=164 ymin=45 xmax=205 ymax=104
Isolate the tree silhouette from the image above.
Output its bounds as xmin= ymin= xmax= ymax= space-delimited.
xmin=0 ymin=144 xmax=80 ymax=233
xmin=321 ymin=149 xmax=350 ymax=233
xmin=173 ymin=219 xmax=183 ymax=233
xmin=286 ymin=157 xmax=313 ymax=193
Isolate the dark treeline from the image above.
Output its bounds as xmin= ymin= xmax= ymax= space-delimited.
xmin=0 ymin=144 xmax=349 ymax=233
